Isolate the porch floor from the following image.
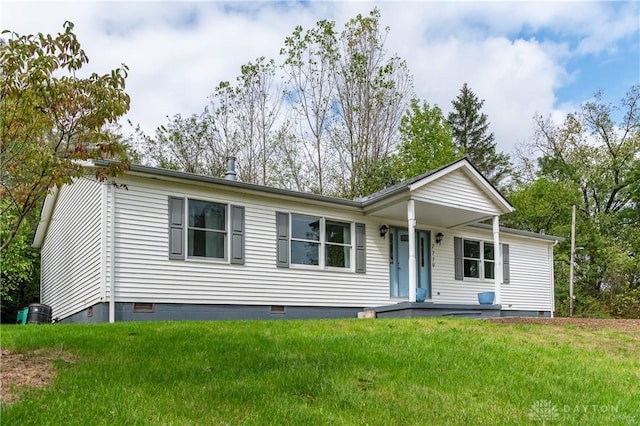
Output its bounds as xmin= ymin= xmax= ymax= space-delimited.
xmin=365 ymin=302 xmax=502 ymax=318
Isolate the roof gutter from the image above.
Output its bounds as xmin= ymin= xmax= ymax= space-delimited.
xmin=95 ymin=160 xmax=362 ymax=209
xmin=468 ymin=222 xmax=564 ymax=242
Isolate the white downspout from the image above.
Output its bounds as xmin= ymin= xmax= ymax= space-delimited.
xmin=109 ymin=183 xmax=116 ymax=323
xmin=493 ymin=216 xmax=502 ymax=305
xmin=100 ymin=184 xmax=108 ymax=303
xmin=408 ymin=199 xmax=417 ymax=303
xmin=549 ymin=241 xmax=558 ymax=318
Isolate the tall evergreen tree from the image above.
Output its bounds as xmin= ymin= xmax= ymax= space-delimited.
xmin=447 ymin=83 xmax=511 ymax=186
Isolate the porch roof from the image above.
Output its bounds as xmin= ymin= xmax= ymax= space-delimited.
xmin=359 ymin=158 xmax=514 ymax=228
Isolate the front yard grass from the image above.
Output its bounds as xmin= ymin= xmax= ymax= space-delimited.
xmin=1 ymin=318 xmax=639 ymax=425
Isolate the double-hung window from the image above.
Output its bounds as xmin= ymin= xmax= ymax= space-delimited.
xmin=289 ymin=214 xmax=352 ymax=268
xmin=188 ymin=200 xmax=226 ymax=259
xmin=463 ymin=239 xmax=481 ymax=278
xmin=279 ymin=212 xmax=363 ymax=271
xmin=463 ymin=239 xmax=494 ymax=279
xmin=456 ymin=237 xmax=506 ymax=282
xmin=168 ymin=196 xmax=245 ymax=264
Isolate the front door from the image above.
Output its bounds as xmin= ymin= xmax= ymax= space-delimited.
xmin=389 ymin=227 xmax=431 ymax=299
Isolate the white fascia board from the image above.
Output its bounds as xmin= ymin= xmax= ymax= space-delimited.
xmin=32 ymin=186 xmax=60 ymax=248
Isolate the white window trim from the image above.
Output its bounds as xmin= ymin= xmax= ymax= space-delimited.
xmin=185 ymin=198 xmax=229 ymax=263
xmin=289 ymin=214 xmax=355 ymax=272
xmin=462 ymin=239 xmax=495 ymax=281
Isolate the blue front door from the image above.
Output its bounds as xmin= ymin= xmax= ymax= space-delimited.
xmin=389 ymin=227 xmax=431 ymax=299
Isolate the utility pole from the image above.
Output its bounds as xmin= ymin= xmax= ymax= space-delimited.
xmin=569 ymin=205 xmax=576 ymax=317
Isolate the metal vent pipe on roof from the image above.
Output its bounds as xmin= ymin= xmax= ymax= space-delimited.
xmin=224 ymin=156 xmax=237 ymax=181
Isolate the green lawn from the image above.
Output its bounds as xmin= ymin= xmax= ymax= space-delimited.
xmin=1 ymin=318 xmax=639 ymax=425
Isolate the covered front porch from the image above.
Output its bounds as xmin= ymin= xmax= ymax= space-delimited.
xmin=359 ymin=159 xmax=514 ymax=309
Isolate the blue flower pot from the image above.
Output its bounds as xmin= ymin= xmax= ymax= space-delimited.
xmin=478 ymin=292 xmax=495 ymax=305
xmin=416 ymin=288 xmax=428 ymax=303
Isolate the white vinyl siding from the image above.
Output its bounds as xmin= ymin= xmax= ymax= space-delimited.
xmin=111 ymin=175 xmax=389 ymax=307
xmin=412 ymin=169 xmax=501 ymax=215
xmin=499 ymin=239 xmax=554 ymax=311
xmin=40 ymin=177 xmax=103 ymax=319
xmin=431 ymin=227 xmax=553 ymax=310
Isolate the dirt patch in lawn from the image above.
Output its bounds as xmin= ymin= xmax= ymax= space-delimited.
xmin=488 ymin=318 xmax=640 ymax=357
xmin=0 ymin=348 xmax=75 ymax=405
xmin=488 ymin=317 xmax=640 ymax=332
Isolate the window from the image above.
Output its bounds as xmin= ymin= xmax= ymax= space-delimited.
xmin=463 ymin=239 xmax=494 ymax=279
xmin=455 ymin=237 xmax=505 ymax=281
xmin=291 ymin=214 xmax=321 ymax=265
xmin=463 ymin=239 xmax=481 ymax=278
xmin=276 ymin=212 xmax=365 ymax=272
xmin=168 ymin=197 xmax=245 ymax=263
xmin=326 ymin=220 xmax=351 ymax=268
xmin=484 ymin=242 xmax=495 ymax=279
xmin=188 ymin=200 xmax=227 ymax=259
xmin=290 ymin=214 xmax=352 ymax=268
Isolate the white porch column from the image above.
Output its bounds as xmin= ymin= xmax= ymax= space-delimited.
xmin=493 ymin=215 xmax=502 ymax=305
xmin=408 ymin=199 xmax=417 ymax=302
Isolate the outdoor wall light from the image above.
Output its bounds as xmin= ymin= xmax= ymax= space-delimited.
xmin=379 ymin=224 xmax=389 ymax=238
xmin=435 ymin=232 xmax=444 ymax=245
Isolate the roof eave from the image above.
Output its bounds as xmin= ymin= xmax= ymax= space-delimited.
xmin=95 ymin=161 xmax=363 ymax=209
xmin=468 ymin=222 xmax=565 ymax=242
xmin=32 ymin=186 xmax=60 ymax=248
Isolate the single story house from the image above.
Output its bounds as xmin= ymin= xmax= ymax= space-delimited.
xmin=33 ymin=158 xmax=559 ymax=322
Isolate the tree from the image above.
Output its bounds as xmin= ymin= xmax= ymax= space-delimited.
xmin=206 ymin=58 xmax=284 ymax=186
xmin=281 ymin=20 xmax=339 ymax=194
xmin=135 ymin=8 xmax=413 ymax=197
xmin=234 ymin=57 xmax=283 ymax=185
xmin=516 ymin=85 xmax=640 ymax=317
xmin=279 ymin=8 xmax=413 ymax=197
xmin=502 ymin=178 xmax=581 ymax=235
xmin=396 ymin=98 xmax=458 ymax=180
xmin=209 ymin=80 xmax=242 ymax=161
xmin=448 ymin=83 xmax=511 ymax=187
xmin=1 ymin=22 xmax=131 ymax=253
xmin=0 ymin=204 xmax=40 ymax=321
xmin=535 ymin=87 xmax=639 ymax=219
xmin=333 ymin=8 xmax=413 ymax=197
xmin=134 ymin=110 xmax=226 ymax=177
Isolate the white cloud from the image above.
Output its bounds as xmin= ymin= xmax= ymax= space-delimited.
xmin=2 ymin=0 xmax=637 ymax=157
xmin=404 ymin=36 xmax=568 ymax=152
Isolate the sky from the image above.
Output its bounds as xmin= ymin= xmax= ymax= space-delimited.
xmin=2 ymin=1 xmax=639 ymax=156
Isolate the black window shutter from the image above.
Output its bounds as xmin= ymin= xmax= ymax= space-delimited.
xmin=454 ymin=237 xmax=463 ymax=280
xmin=502 ymin=243 xmax=510 ymax=284
xmin=355 ymin=223 xmax=366 ymax=273
xmin=276 ymin=212 xmax=289 ymax=267
xmin=230 ymin=205 xmax=245 ymax=264
xmin=168 ymin=197 xmax=185 ymax=259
